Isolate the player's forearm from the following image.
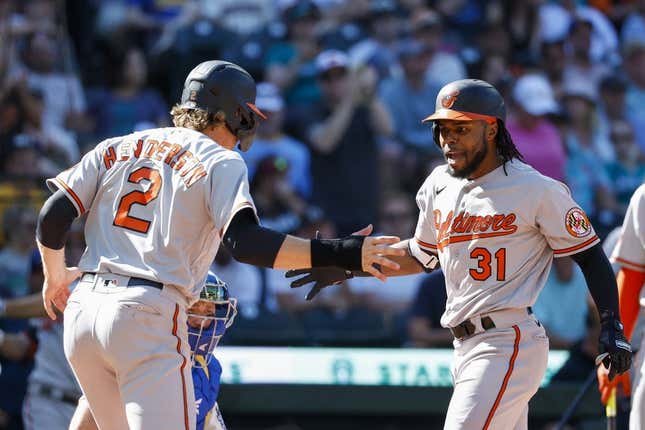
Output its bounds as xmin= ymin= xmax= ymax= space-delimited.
xmin=37 ymin=240 xmax=69 ymax=283
xmin=571 ymin=243 xmax=619 ymax=318
xmin=0 ymin=293 xmax=47 ymax=319
xmin=273 ymin=235 xmax=312 ymax=269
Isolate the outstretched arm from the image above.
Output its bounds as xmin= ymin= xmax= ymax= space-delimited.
xmin=223 ymin=209 xmax=406 ymax=281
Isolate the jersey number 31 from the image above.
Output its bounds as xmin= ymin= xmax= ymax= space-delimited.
xmin=113 ymin=167 xmax=162 ymax=234
xmin=469 ymin=248 xmax=506 ymax=281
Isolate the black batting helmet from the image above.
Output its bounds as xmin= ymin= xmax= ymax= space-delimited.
xmin=180 ymin=60 xmax=267 ymax=151
xmin=423 ymin=79 xmax=506 ymax=146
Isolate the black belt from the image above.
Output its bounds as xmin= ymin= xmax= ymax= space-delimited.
xmin=81 ymin=272 xmax=163 ymax=290
xmin=32 ymin=384 xmax=79 ymax=406
xmin=450 ymin=307 xmax=533 ymax=339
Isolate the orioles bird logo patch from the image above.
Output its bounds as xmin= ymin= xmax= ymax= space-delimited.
xmin=565 ymin=207 xmax=592 ymax=238
xmin=441 ymin=90 xmax=460 ymax=109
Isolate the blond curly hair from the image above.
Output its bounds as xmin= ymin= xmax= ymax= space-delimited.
xmin=170 ymin=105 xmax=226 ymax=131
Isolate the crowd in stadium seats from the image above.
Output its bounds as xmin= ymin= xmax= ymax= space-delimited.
xmin=1 ymin=0 xmax=645 ymax=428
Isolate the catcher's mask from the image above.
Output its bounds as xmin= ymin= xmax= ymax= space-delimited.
xmin=180 ymin=60 xmax=266 ymax=152
xmin=187 ymin=271 xmax=237 ymax=367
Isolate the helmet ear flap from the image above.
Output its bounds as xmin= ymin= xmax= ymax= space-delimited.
xmin=432 ymin=122 xmax=440 ymax=147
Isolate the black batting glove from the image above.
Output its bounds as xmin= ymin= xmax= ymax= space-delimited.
xmin=286 ymin=267 xmax=354 ymax=300
xmin=597 ymin=310 xmax=632 ymax=381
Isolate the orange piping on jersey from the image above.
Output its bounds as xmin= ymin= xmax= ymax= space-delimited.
xmin=155 ymin=141 xmax=171 ymax=161
xmin=552 ymin=235 xmax=599 ymax=255
xmin=55 ymin=178 xmax=85 ymax=214
xmin=164 ymin=143 xmax=183 ymax=166
xmin=436 ymin=230 xmax=515 ymax=251
xmin=172 ymin=304 xmax=190 ymax=430
xmin=483 ymin=325 xmax=520 ymax=430
xmin=103 ymin=146 xmax=117 ymax=169
xmin=143 ymin=139 xmax=159 ymax=158
xmin=183 ymin=165 xmax=207 ymax=188
xmin=614 ymin=257 xmax=645 ymax=272
xmin=415 ymin=238 xmax=437 ymax=250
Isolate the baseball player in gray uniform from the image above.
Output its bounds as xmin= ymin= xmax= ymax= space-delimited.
xmin=598 ymin=183 xmax=645 ymax=429
xmin=288 ymin=79 xmax=633 ymax=429
xmin=36 ymin=60 xmax=404 ymax=430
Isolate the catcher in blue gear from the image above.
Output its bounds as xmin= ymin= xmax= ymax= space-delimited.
xmin=189 ymin=271 xmax=237 ymax=430
xmin=68 ymin=271 xmax=237 ymax=430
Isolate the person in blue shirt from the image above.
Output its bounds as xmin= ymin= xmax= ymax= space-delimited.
xmin=68 ymin=271 xmax=237 ymax=430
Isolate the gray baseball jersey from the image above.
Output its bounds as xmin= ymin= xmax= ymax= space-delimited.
xmin=47 ymin=127 xmax=256 ymax=301
xmin=409 ymin=161 xmax=600 ymax=328
xmin=611 ymin=184 xmax=645 ymax=306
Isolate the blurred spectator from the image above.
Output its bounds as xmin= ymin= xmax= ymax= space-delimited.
xmin=210 ymin=247 xmax=263 ymax=318
xmin=561 ymin=77 xmax=619 ymax=232
xmin=241 ymin=82 xmax=312 ymax=199
xmin=348 ymin=0 xmax=402 ymax=80
xmin=409 ymin=9 xmax=466 ymax=87
xmin=539 ymin=39 xmax=567 ymax=100
xmin=14 ymin=31 xmax=91 ymax=135
xmin=199 ymin=0 xmax=276 ymax=37
xmin=623 ymin=41 xmax=645 ymax=154
xmin=0 ymin=205 xmax=38 ymax=298
xmin=87 ymin=45 xmax=168 ymax=142
xmin=379 ymin=39 xmax=441 ymax=154
xmin=250 ymin=155 xmax=307 ymax=233
xmin=265 ymin=0 xmax=322 ymax=107
xmin=533 ymin=258 xmax=590 ymax=349
xmin=604 ymin=119 xmax=645 ymax=213
xmin=506 ymin=74 xmax=565 ymax=181
xmin=597 ymin=74 xmax=629 ymax=146
xmin=407 ymin=269 xmax=452 ymax=348
xmin=292 ymin=50 xmax=392 ymax=234
xmin=562 ymin=16 xmax=611 ymax=88
xmin=2 ymin=134 xmax=58 ymax=181
xmin=621 ymin=0 xmax=645 ymax=47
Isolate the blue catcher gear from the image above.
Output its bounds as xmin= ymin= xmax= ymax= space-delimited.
xmin=187 ymin=271 xmax=237 ymax=368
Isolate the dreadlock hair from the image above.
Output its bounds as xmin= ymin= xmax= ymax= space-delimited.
xmin=495 ymin=119 xmax=524 ymax=174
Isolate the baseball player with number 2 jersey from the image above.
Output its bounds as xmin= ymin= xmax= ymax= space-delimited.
xmin=36 ymin=60 xmax=403 ymax=430
xmin=598 ymin=184 xmax=645 ymax=429
xmin=288 ymin=79 xmax=632 ymax=429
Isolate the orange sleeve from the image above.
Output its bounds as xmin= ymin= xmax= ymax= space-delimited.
xmin=617 ymin=267 xmax=645 ymax=341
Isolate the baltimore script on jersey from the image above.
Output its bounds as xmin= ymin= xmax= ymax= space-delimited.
xmin=103 ymin=137 xmax=207 ymax=188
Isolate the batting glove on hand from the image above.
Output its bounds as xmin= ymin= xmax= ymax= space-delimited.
xmin=286 ymin=266 xmax=354 ymax=301
xmin=597 ymin=311 xmax=632 ymax=381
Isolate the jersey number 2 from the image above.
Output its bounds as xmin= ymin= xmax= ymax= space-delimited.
xmin=469 ymin=248 xmax=506 ymax=281
xmin=113 ymin=167 xmax=161 ymax=234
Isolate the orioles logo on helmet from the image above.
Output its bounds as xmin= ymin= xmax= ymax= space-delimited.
xmin=441 ymin=90 xmax=460 ymax=109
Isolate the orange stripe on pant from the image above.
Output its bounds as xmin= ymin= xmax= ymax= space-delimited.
xmin=172 ymin=304 xmax=190 ymax=430
xmin=483 ymin=325 xmax=521 ymax=430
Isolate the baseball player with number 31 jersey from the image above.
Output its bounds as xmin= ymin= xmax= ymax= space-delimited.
xmin=288 ymin=79 xmax=632 ymax=430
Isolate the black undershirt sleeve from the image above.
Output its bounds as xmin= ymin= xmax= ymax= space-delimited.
xmin=222 ymin=208 xmax=287 ymax=268
xmin=36 ymin=190 xmax=78 ymax=249
xmin=570 ymin=243 xmax=619 ymax=317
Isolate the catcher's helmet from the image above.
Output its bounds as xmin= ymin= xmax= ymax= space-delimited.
xmin=422 ymin=79 xmax=506 ymax=146
xmin=187 ymin=271 xmax=237 ymax=367
xmin=180 ymin=60 xmax=267 ymax=151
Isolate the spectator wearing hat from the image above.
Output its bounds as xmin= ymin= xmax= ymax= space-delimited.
xmin=291 ymin=49 xmax=392 ymax=235
xmin=265 ymin=0 xmax=322 ymax=107
xmin=242 ymin=82 xmax=312 ymax=199
xmin=348 ymin=0 xmax=403 ymax=80
xmin=409 ymin=9 xmax=466 ymax=87
xmin=506 ymin=74 xmax=565 ymax=181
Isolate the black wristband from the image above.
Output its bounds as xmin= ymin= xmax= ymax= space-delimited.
xmin=311 ymin=236 xmax=365 ymax=270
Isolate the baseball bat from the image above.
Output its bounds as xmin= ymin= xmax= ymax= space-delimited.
xmin=606 ymin=387 xmax=617 ymax=430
